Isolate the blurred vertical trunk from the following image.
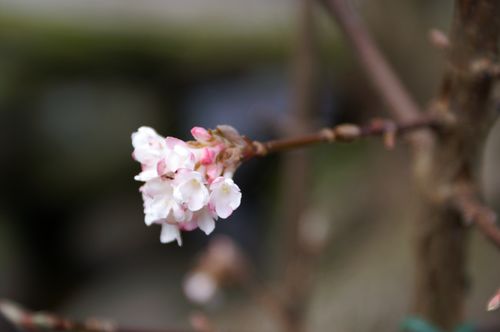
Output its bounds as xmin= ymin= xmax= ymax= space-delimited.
xmin=413 ymin=1 xmax=500 ymax=330
xmin=280 ymin=0 xmax=319 ymax=331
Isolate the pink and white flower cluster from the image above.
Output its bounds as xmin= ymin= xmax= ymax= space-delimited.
xmin=132 ymin=126 xmax=245 ymax=245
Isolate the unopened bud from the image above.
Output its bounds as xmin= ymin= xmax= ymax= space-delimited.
xmin=334 ymin=124 xmax=361 ymax=141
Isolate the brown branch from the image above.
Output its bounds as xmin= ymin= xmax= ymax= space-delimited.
xmin=412 ymin=1 xmax=500 ymax=329
xmin=319 ymin=0 xmax=422 ymax=122
xmin=278 ymin=1 xmax=319 ymax=331
xmin=247 ymin=115 xmax=439 ymax=158
xmin=0 ymin=300 xmax=188 ymax=332
xmin=451 ymin=189 xmax=500 ymax=250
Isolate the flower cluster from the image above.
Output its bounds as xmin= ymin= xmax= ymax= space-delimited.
xmin=132 ymin=125 xmax=246 ymax=245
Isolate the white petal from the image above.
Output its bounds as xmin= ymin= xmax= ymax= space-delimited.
xmin=141 ymin=178 xmax=173 ymax=197
xmin=134 ymin=168 xmax=158 ymax=182
xmin=144 ymin=213 xmax=159 ymax=226
xmin=181 ymin=181 xmax=209 ymax=211
xmin=215 ymin=204 xmax=233 ymax=219
xmin=228 ymin=189 xmax=242 ymax=209
xmin=196 ymin=209 xmax=216 ymax=235
xmin=164 ymin=139 xmax=195 ymax=173
xmin=160 ymin=224 xmax=182 ymax=246
xmin=174 ymin=171 xmax=209 ymax=211
xmin=131 ymin=127 xmax=168 ymax=165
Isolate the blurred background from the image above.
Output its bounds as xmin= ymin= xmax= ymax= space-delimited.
xmin=0 ymin=0 xmax=499 ymax=331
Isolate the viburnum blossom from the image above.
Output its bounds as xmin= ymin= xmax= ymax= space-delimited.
xmin=132 ymin=125 xmax=245 ymax=245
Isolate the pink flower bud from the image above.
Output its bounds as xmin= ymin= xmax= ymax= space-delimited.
xmin=191 ymin=126 xmax=212 ymax=142
xmin=199 ymin=147 xmax=216 ymax=165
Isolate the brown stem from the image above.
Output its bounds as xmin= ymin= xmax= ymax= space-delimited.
xmin=319 ymin=0 xmax=421 ymax=122
xmin=412 ymin=1 xmax=500 ymax=330
xmin=451 ymin=189 xmax=500 ymax=250
xmin=248 ymin=116 xmax=439 ymax=158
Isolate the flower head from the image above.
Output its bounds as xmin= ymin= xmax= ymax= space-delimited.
xmin=209 ymin=177 xmax=242 ymax=219
xmin=132 ymin=125 xmax=246 ymax=245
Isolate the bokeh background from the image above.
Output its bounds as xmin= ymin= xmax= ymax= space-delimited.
xmin=0 ymin=0 xmax=499 ymax=331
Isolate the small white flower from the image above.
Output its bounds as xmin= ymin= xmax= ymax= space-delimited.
xmin=209 ymin=177 xmax=242 ymax=218
xmin=141 ymin=178 xmax=183 ymax=225
xmin=132 ymin=127 xmax=168 ymax=181
xmin=174 ymin=170 xmax=209 ymax=212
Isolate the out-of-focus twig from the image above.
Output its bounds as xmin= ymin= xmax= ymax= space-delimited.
xmin=279 ymin=0 xmax=320 ymax=331
xmin=319 ymin=0 xmax=422 ymax=122
xmin=451 ymin=188 xmax=500 ymax=250
xmin=0 ymin=300 xmax=188 ymax=332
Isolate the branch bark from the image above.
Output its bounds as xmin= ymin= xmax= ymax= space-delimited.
xmin=451 ymin=188 xmax=500 ymax=250
xmin=413 ymin=1 xmax=500 ymax=330
xmin=248 ymin=116 xmax=438 ymax=157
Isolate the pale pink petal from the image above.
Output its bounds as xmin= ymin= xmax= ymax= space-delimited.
xmin=174 ymin=170 xmax=209 ymax=211
xmin=179 ymin=219 xmax=198 ymax=231
xmin=196 ymin=208 xmax=216 ymax=235
xmin=165 ymin=136 xmax=187 ymax=149
xmin=160 ymin=223 xmax=182 ymax=246
xmin=206 ymin=163 xmax=223 ymax=183
xmin=214 ymin=203 xmax=233 ymax=219
xmin=131 ymin=127 xmax=167 ymax=166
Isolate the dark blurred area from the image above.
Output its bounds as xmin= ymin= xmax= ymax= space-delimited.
xmin=0 ymin=0 xmax=498 ymax=331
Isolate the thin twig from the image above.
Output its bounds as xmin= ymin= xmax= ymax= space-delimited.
xmin=319 ymin=0 xmax=422 ymax=122
xmin=451 ymin=190 xmax=500 ymax=250
xmin=247 ymin=115 xmax=438 ymax=158
xmin=280 ymin=0 xmax=319 ymax=331
xmin=0 ymin=300 xmax=188 ymax=332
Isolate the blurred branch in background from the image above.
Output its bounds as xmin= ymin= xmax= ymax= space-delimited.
xmin=319 ymin=0 xmax=421 ymax=123
xmin=412 ymin=0 xmax=500 ymax=329
xmin=0 ymin=300 xmax=188 ymax=332
xmin=452 ymin=188 xmax=500 ymax=250
xmin=278 ymin=0 xmax=320 ymax=331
